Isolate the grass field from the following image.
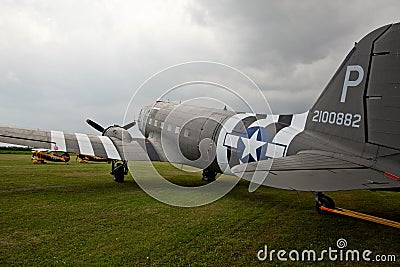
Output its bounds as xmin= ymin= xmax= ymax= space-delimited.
xmin=1 ymin=153 xmax=399 ymax=266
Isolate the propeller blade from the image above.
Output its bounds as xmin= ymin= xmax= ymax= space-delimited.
xmin=86 ymin=119 xmax=105 ymax=133
xmin=123 ymin=121 xmax=136 ymax=130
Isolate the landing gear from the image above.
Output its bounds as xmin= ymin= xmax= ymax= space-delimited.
xmin=111 ymin=160 xmax=128 ymax=182
xmin=202 ymin=168 xmax=216 ymax=182
xmin=314 ymin=192 xmax=335 ymax=214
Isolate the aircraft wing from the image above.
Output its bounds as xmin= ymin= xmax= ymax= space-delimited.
xmin=0 ymin=125 xmax=160 ymax=161
xmin=231 ymin=150 xmax=400 ymax=191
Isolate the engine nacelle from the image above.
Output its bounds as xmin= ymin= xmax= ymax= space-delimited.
xmin=103 ymin=126 xmax=132 ymax=143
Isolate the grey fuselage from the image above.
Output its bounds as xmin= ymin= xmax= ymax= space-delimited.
xmin=138 ymin=101 xmax=308 ymax=175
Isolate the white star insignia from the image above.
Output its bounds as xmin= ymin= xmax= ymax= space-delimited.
xmin=240 ymin=129 xmax=266 ymax=161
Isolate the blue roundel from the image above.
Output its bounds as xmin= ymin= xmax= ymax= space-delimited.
xmin=236 ymin=126 xmax=270 ymax=163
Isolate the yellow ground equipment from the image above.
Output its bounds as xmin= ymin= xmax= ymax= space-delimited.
xmin=319 ymin=206 xmax=400 ymax=229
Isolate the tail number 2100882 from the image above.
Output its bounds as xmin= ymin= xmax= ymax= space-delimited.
xmin=312 ymin=110 xmax=361 ymax=128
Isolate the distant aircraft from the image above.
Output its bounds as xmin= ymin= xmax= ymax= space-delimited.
xmin=1 ymin=23 xmax=399 ymax=212
xmin=76 ymin=153 xmax=111 ymax=163
xmin=31 ymin=149 xmax=70 ymax=164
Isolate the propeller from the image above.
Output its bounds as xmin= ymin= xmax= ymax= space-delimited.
xmin=86 ymin=119 xmax=105 ymax=133
xmin=123 ymin=121 xmax=136 ymax=130
xmin=86 ymin=119 xmax=136 ymax=133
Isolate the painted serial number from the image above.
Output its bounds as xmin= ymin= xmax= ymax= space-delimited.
xmin=312 ymin=110 xmax=361 ymax=128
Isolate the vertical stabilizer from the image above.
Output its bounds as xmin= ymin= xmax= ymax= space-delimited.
xmin=306 ymin=23 xmax=400 ymax=151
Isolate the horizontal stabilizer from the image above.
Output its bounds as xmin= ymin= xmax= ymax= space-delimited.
xmin=232 ymin=151 xmax=400 ymax=191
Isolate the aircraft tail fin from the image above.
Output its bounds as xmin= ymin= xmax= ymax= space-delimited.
xmin=306 ymin=22 xmax=400 ymax=151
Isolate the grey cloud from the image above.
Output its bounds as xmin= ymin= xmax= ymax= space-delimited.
xmin=0 ymin=0 xmax=399 ymax=136
xmin=186 ymin=0 xmax=400 ymax=112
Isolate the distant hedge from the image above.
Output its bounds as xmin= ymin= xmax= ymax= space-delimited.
xmin=0 ymin=146 xmax=32 ymax=154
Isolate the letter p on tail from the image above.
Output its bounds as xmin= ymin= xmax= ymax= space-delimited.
xmin=340 ymin=65 xmax=364 ymax=103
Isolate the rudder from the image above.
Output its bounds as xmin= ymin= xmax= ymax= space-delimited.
xmin=366 ymin=23 xmax=400 ymax=150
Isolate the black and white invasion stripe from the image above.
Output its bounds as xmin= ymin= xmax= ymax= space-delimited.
xmin=50 ymin=130 xmax=121 ymax=160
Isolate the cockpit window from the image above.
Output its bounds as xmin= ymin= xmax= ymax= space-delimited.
xmin=150 ymin=107 xmax=160 ymax=117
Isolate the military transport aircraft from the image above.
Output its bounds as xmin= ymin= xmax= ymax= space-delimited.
xmin=0 ymin=23 xmax=399 ymax=212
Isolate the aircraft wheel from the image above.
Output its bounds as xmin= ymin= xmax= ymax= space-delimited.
xmin=316 ymin=194 xmax=335 ymax=214
xmin=112 ymin=163 xmax=125 ymax=183
xmin=202 ymin=168 xmax=216 ymax=182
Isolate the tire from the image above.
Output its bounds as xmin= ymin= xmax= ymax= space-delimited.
xmin=202 ymin=169 xmax=216 ymax=182
xmin=316 ymin=195 xmax=335 ymax=214
xmin=113 ymin=163 xmax=125 ymax=183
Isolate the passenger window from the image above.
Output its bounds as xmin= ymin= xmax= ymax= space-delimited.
xmin=184 ymin=129 xmax=189 ymax=137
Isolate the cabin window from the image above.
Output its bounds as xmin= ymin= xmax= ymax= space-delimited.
xmin=184 ymin=129 xmax=189 ymax=137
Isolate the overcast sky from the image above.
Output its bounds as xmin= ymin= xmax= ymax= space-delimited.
xmin=0 ymin=0 xmax=399 ymax=137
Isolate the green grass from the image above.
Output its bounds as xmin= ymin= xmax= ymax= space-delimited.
xmin=0 ymin=154 xmax=399 ymax=266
